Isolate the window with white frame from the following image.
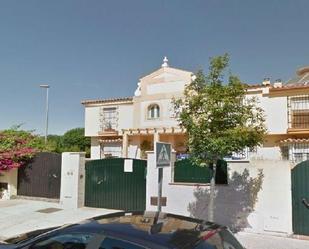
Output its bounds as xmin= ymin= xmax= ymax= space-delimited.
xmin=147 ymin=104 xmax=160 ymax=119
xmin=288 ymin=95 xmax=309 ymax=129
xmin=102 ymin=107 xmax=118 ymax=130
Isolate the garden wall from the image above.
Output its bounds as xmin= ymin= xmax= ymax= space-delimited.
xmin=146 ymin=152 xmax=293 ymax=235
xmin=0 ymin=169 xmax=17 ymax=200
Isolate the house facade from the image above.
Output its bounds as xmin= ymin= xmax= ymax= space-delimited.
xmin=82 ymin=58 xmax=309 ymax=164
xmin=81 ymin=59 xmax=309 ymax=235
xmin=83 ymin=57 xmax=190 ymax=160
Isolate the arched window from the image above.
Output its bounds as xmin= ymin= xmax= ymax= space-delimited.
xmin=148 ymin=104 xmax=160 ymax=119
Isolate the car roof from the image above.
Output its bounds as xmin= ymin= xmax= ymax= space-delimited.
xmin=61 ymin=211 xmax=224 ymax=249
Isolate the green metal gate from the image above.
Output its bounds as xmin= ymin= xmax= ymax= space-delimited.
xmin=292 ymin=160 xmax=309 ymax=235
xmin=85 ymin=158 xmax=147 ymax=211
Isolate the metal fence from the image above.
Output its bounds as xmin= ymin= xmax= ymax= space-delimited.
xmin=174 ymin=159 xmax=228 ymax=184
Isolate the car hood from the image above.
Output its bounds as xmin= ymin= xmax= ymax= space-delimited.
xmin=0 ymin=244 xmax=17 ymax=249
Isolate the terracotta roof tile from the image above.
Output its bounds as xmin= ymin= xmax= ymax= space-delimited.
xmin=244 ymin=83 xmax=267 ymax=89
xmin=279 ymin=138 xmax=309 ymax=144
xmin=99 ymin=138 xmax=123 ymax=143
xmin=81 ymin=97 xmax=133 ymax=105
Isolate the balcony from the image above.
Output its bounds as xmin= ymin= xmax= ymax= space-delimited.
xmin=98 ymin=122 xmax=118 ymax=136
xmin=98 ymin=128 xmax=118 ymax=136
xmin=99 ymin=107 xmax=119 ymax=136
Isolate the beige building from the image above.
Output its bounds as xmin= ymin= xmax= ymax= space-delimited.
xmin=82 ymin=58 xmax=309 ymax=164
xmin=82 ymin=57 xmax=190 ymax=159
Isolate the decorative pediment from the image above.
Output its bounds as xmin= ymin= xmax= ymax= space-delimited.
xmin=153 ymin=72 xmax=179 ymax=81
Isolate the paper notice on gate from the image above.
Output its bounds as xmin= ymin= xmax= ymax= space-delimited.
xmin=124 ymin=159 xmax=133 ymax=172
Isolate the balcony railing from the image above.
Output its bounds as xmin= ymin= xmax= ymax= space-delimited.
xmin=98 ymin=126 xmax=118 ymax=136
xmin=284 ymin=143 xmax=309 ymax=163
xmin=99 ymin=107 xmax=119 ymax=135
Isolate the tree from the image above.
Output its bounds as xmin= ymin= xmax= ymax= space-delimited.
xmin=61 ymin=128 xmax=90 ymax=154
xmin=174 ymin=54 xmax=266 ymax=222
xmin=46 ymin=134 xmax=63 ymax=153
xmin=0 ymin=127 xmax=46 ymax=171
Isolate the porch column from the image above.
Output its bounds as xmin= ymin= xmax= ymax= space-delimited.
xmin=122 ymin=133 xmax=129 ymax=158
xmin=170 ymin=134 xmax=176 ymax=152
xmin=154 ymin=130 xmax=160 ymax=144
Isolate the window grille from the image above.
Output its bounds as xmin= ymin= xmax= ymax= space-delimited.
xmin=288 ymin=143 xmax=309 ymax=163
xmin=100 ymin=107 xmax=118 ymax=131
xmin=288 ymin=95 xmax=309 ymax=129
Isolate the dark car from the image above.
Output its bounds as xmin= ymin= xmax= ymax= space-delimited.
xmin=0 ymin=211 xmax=244 ymax=249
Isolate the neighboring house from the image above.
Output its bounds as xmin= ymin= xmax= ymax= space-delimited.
xmin=82 ymin=58 xmax=309 ymax=164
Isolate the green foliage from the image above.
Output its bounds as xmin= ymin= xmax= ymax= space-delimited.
xmin=46 ymin=128 xmax=90 ymax=156
xmin=46 ymin=135 xmax=63 ymax=153
xmin=140 ymin=140 xmax=153 ymax=159
xmin=62 ymin=128 xmax=90 ymax=151
xmin=0 ymin=126 xmax=91 ymax=171
xmin=174 ymin=54 xmax=266 ymax=165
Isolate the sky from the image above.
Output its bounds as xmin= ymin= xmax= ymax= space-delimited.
xmin=0 ymin=0 xmax=308 ymax=135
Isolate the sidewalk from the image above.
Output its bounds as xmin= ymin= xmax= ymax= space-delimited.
xmin=2 ymin=199 xmax=309 ymax=249
xmin=0 ymin=199 xmax=117 ymax=239
xmin=236 ymin=232 xmax=309 ymax=249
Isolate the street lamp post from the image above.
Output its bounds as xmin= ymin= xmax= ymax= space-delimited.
xmin=40 ymin=84 xmax=50 ymax=144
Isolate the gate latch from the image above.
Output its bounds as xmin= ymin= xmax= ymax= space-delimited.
xmin=302 ymin=198 xmax=309 ymax=209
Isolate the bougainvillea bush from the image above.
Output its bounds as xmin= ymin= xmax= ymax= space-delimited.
xmin=0 ymin=128 xmax=45 ymax=171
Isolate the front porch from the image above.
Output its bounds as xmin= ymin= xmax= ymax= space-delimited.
xmin=122 ymin=127 xmax=187 ymax=159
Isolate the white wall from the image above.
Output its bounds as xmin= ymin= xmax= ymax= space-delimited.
xmin=118 ymin=104 xmax=134 ymax=130
xmin=85 ymin=104 xmax=134 ymax=137
xmin=251 ymin=146 xmax=283 ymax=161
xmin=85 ymin=106 xmax=101 ymax=137
xmin=140 ymin=99 xmax=179 ymax=128
xmin=253 ymin=93 xmax=288 ymax=134
xmin=60 ymin=152 xmax=86 ymax=209
xmin=128 ymin=136 xmax=141 ymax=159
xmin=0 ymin=169 xmax=17 ymax=199
xmin=147 ymin=80 xmax=186 ymax=95
xmin=91 ymin=137 xmax=101 ymax=159
xmin=146 ymin=152 xmax=293 ymax=235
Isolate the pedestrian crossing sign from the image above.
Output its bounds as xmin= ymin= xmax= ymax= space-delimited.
xmin=155 ymin=142 xmax=171 ymax=168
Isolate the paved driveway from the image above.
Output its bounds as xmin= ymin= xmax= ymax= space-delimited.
xmin=0 ymin=199 xmax=117 ymax=239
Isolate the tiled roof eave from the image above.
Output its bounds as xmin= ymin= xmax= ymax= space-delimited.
xmin=279 ymin=138 xmax=309 ymax=144
xmin=81 ymin=97 xmax=133 ymax=105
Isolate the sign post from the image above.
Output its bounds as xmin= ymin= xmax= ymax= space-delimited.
xmin=155 ymin=142 xmax=171 ymax=212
